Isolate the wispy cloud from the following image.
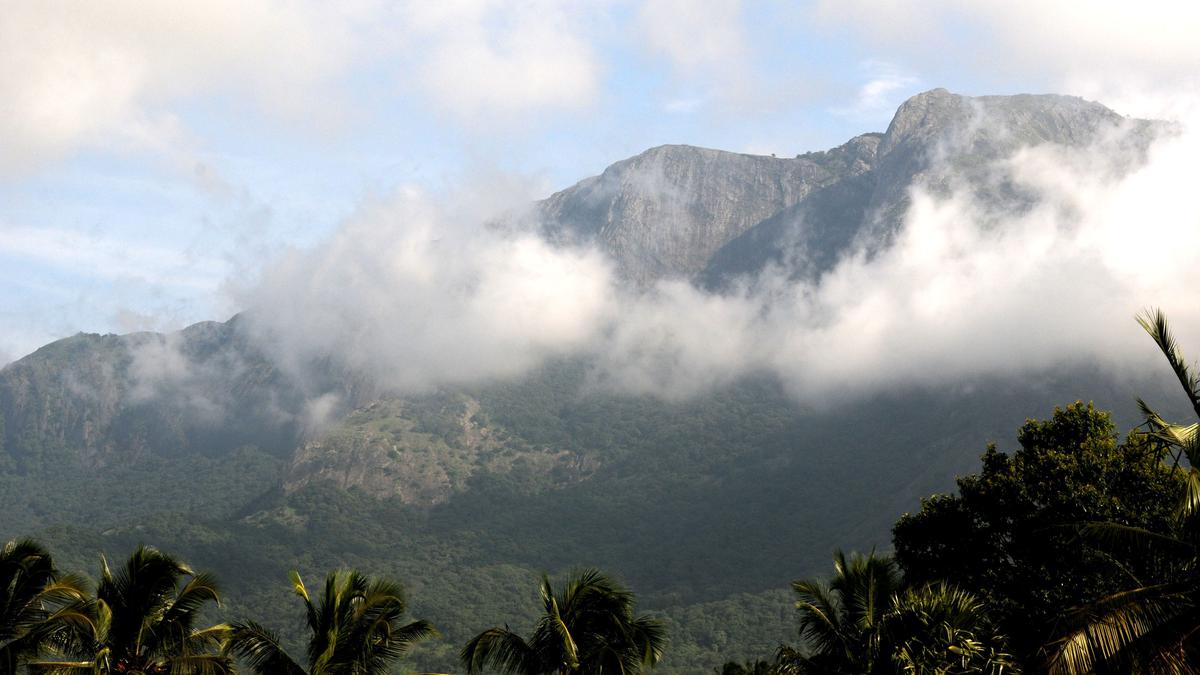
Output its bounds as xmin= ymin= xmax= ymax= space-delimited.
xmin=637 ymin=0 xmax=747 ymax=71
xmin=0 ymin=1 xmax=608 ymax=176
xmin=663 ymin=97 xmax=705 ymax=114
xmin=0 ymin=1 xmax=358 ymax=177
xmin=830 ymin=61 xmax=921 ymax=122
xmin=636 ymin=0 xmax=760 ymax=110
xmin=405 ymin=1 xmax=602 ymax=120
xmin=238 ymin=187 xmax=617 ymax=391
xmin=229 ymin=111 xmax=1200 ymax=406
xmin=0 ymin=225 xmax=225 ymax=291
xmin=812 ymin=0 xmax=1200 ymax=117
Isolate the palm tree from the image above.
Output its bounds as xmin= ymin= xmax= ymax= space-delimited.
xmin=778 ymin=552 xmax=1013 ymax=675
xmin=1049 ymin=309 xmax=1200 ymax=674
xmin=885 ymin=582 xmax=1016 ymax=675
xmin=0 ymin=539 xmax=90 ymax=671
xmin=1135 ymin=310 xmax=1200 ymax=529
xmin=29 ymin=544 xmax=232 ymax=674
xmin=228 ymin=569 xmax=437 ymax=674
xmin=460 ymin=568 xmax=667 ymax=675
xmin=777 ymin=550 xmax=902 ymax=674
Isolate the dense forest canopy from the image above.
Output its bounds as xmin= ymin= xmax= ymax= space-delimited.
xmin=8 ymin=399 xmax=1199 ymax=672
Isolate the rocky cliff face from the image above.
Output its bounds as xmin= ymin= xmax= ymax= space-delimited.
xmin=539 ymin=89 xmax=1163 ymax=287
xmin=283 ymin=395 xmax=587 ymax=505
xmin=0 ymin=315 xmax=306 ymax=471
xmin=535 ymin=144 xmax=865 ymax=284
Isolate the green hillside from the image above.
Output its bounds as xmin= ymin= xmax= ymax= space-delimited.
xmin=2 ymin=352 xmax=1184 ymax=672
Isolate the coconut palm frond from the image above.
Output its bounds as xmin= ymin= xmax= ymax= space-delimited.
xmin=461 ymin=626 xmax=539 ymax=675
xmin=1138 ymin=309 xmax=1200 ymax=420
xmin=228 ymin=620 xmax=306 ymax=675
xmin=464 ymin=569 xmax=663 ymax=675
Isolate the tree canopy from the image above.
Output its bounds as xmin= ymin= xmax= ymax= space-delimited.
xmin=1047 ymin=310 xmax=1200 ymax=673
xmin=461 ymin=568 xmax=666 ymax=675
xmin=892 ymin=401 xmax=1183 ymax=665
xmin=777 ymin=551 xmax=1014 ymax=675
xmin=0 ymin=539 xmax=88 ymax=672
xmin=30 ymin=545 xmax=232 ymax=674
xmin=229 ymin=569 xmax=436 ymax=675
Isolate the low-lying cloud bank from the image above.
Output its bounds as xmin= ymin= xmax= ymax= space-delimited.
xmin=239 ymin=189 xmax=617 ymax=392
xmin=223 ymin=109 xmax=1200 ymax=410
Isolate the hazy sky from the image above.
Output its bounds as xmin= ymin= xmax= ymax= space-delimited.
xmin=2 ymin=1 xmax=1199 ymax=365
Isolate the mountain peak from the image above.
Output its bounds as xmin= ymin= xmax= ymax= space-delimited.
xmin=882 ymin=89 xmax=1128 ymax=157
xmin=882 ymin=88 xmax=965 ymax=143
xmin=536 ymin=89 xmax=1159 ymax=286
xmin=537 ymin=143 xmax=848 ymax=283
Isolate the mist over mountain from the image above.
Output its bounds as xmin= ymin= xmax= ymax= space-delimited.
xmin=1 ymin=89 xmax=1195 ymax=672
xmin=536 ymin=89 xmax=1162 ymax=288
xmin=225 ymin=88 xmax=1191 ymax=405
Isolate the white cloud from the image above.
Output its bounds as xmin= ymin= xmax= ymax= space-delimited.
xmin=782 ymin=121 xmax=1200 ymax=398
xmin=831 ymin=61 xmax=921 ymax=122
xmin=0 ymin=1 xmax=358 ymax=176
xmin=812 ymin=0 xmax=1200 ymax=118
xmin=587 ymin=279 xmax=767 ymax=398
xmin=232 ymin=102 xmax=1200 ymax=405
xmin=664 ymin=97 xmax=704 ymax=114
xmin=636 ymin=0 xmax=755 ymax=108
xmin=223 ymin=106 xmax=1200 ymax=408
xmin=238 ymin=187 xmax=618 ymax=392
xmin=0 ymin=1 xmax=611 ymax=173
xmin=637 ymin=0 xmax=746 ymax=72
xmin=113 ymin=308 xmax=181 ymax=334
xmin=404 ymin=0 xmax=601 ymax=118
xmin=126 ymin=329 xmax=256 ymax=424
xmin=607 ymin=118 xmax=1200 ymax=401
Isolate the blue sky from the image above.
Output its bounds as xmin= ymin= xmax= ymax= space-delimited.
xmin=2 ymin=0 xmax=1197 ymax=364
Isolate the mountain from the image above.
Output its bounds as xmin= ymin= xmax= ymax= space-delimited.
xmin=0 ymin=316 xmax=302 ymax=471
xmin=0 ymin=89 xmax=1179 ymax=673
xmin=538 ymin=88 xmax=1160 ymax=287
xmin=535 ymin=139 xmax=878 ymax=284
